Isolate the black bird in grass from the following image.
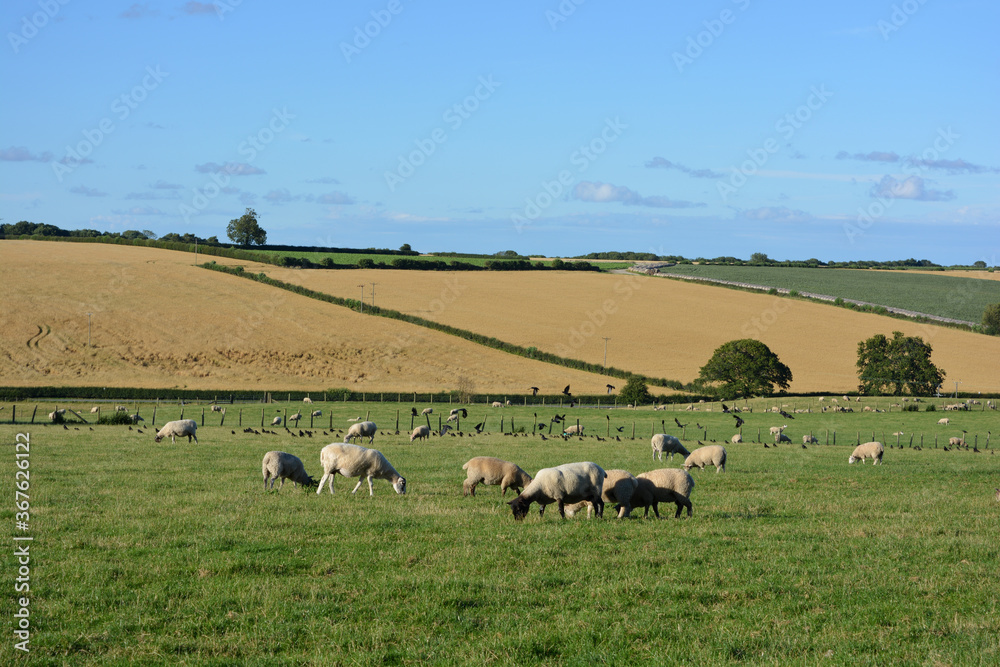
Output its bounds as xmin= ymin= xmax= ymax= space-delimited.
xmin=695 ymin=423 xmax=704 ymax=430
xmin=539 ymin=434 xmax=547 ymax=441
xmin=763 ymin=443 xmax=770 ymax=448
xmin=732 ymin=414 xmax=745 ymax=429
xmin=674 ymin=417 xmax=687 ymax=429
xmin=474 ymin=421 xmax=485 ymax=433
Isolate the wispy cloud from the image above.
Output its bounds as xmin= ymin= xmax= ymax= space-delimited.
xmin=69 ymin=185 xmax=107 ymax=197
xmin=151 ymin=180 xmax=183 ymax=189
xmin=871 ymin=175 xmax=955 ymax=202
xmin=305 ymin=176 xmax=340 ymax=184
xmin=902 ymin=157 xmax=998 ymax=174
xmin=195 ymin=161 xmax=265 ymax=175
xmin=317 ymin=191 xmax=355 ymax=205
xmin=1 ymin=146 xmax=53 ymax=162
xmin=836 ymin=150 xmax=900 ymax=163
xmin=572 ymin=181 xmax=704 ymax=209
xmin=120 ymin=3 xmax=157 ymax=19
xmin=737 ymin=206 xmax=812 ymax=223
xmin=182 ymin=2 xmax=218 ymax=16
xmin=645 ymin=156 xmax=723 ymax=178
xmin=112 ymin=206 xmax=163 ymax=215
xmin=126 ymin=191 xmax=181 ymax=200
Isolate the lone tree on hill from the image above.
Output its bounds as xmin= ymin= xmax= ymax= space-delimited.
xmin=856 ymin=331 xmax=945 ymax=396
xmin=697 ymin=339 xmax=792 ymax=399
xmin=618 ymin=375 xmax=653 ymax=405
xmin=982 ymin=303 xmax=1000 ymax=335
xmin=226 ymin=208 xmax=267 ymax=246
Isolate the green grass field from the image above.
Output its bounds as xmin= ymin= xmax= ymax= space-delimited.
xmin=248 ymin=250 xmax=631 ymax=271
xmin=3 ymin=398 xmax=999 ymax=665
xmin=656 ymin=265 xmax=1000 ymax=323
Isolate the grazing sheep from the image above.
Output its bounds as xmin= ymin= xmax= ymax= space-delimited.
xmin=154 ymin=419 xmax=198 ymax=444
xmin=802 ymin=435 xmax=819 ymax=444
xmin=115 ymin=405 xmax=128 ymax=412
xmin=90 ymin=406 xmax=100 ymax=413
xmin=343 ymin=421 xmax=377 ymax=444
xmin=271 ymin=416 xmax=283 ymax=426
xmin=937 ymin=418 xmax=950 ymax=425
xmin=462 ymin=457 xmax=532 ymax=497
xmin=420 ymin=407 xmax=433 ymax=416
xmin=508 ymin=462 xmax=606 ymax=520
xmin=849 ymin=441 xmax=884 ymax=465
xmin=769 ymin=425 xmax=788 ymax=436
xmin=565 ymin=469 xmax=640 ymax=519
xmin=731 ymin=434 xmax=743 ymax=444
xmin=316 ymin=443 xmax=406 ymax=496
xmin=129 ymin=413 xmax=144 ymax=424
xmin=949 ymin=436 xmax=965 ymax=447
xmin=651 ymin=434 xmax=691 ymax=461
xmin=563 ymin=424 xmax=585 ymax=436
xmin=311 ymin=410 xmax=322 ymax=418
xmin=410 ymin=425 xmax=431 ymax=442
xmin=775 ymin=433 xmax=792 ymax=444
xmin=211 ymin=405 xmax=223 ymax=412
xmin=262 ymin=451 xmax=316 ymax=490
xmin=302 ymin=397 xmax=313 ymax=404
xmin=682 ymin=445 xmax=727 ymax=473
xmin=491 ymin=401 xmax=503 ymax=408
xmin=633 ymin=468 xmax=695 ymax=518
xmin=289 ymin=412 xmax=303 ymax=424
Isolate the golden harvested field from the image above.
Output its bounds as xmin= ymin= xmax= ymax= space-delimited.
xmin=3 ymin=241 xmax=998 ymax=394
xmin=255 ymin=265 xmax=1000 ymax=394
xmin=0 ymin=242 xmax=611 ymax=393
xmin=911 ymin=269 xmax=1000 ymax=281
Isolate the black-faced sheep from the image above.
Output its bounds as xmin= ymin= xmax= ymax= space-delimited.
xmin=154 ymin=419 xmax=198 ymax=444
xmin=849 ymin=441 xmax=884 ymax=465
xmin=316 ymin=443 xmax=406 ymax=496
xmin=508 ymin=462 xmax=606 ymax=520
xmin=651 ymin=434 xmax=691 ymax=461
xmin=462 ymin=457 xmax=532 ymax=497
xmin=262 ymin=451 xmax=316 ymax=490
xmin=633 ymin=468 xmax=695 ymax=518
xmin=343 ymin=421 xmax=377 ymax=444
xmin=682 ymin=445 xmax=727 ymax=473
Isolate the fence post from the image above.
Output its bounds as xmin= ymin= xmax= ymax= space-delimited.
xmin=30 ymin=406 xmax=37 ymax=424
xmin=220 ymin=410 xmax=225 ymax=427
xmin=201 ymin=408 xmax=205 ymax=426
xmin=631 ymin=422 xmax=635 ymax=439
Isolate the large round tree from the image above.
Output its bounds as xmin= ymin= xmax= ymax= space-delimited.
xmin=226 ymin=207 xmax=267 ymax=246
xmin=697 ymin=339 xmax=792 ymax=399
xmin=856 ymin=331 xmax=945 ymax=395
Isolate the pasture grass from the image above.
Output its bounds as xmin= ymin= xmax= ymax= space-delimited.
xmin=657 ymin=265 xmax=1000 ymax=323
xmin=3 ymin=399 xmax=999 ymax=664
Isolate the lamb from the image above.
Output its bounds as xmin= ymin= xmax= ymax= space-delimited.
xmin=462 ymin=457 xmax=533 ymax=497
xmin=802 ymin=435 xmax=819 ymax=444
xmin=154 ymin=419 xmax=198 ymax=444
xmin=565 ymin=469 xmax=639 ymax=519
xmin=343 ymin=421 xmax=377 ymax=444
xmin=849 ymin=441 xmax=884 ymax=465
xmin=316 ymin=443 xmax=406 ymax=496
xmin=731 ymin=434 xmax=743 ymax=444
xmin=651 ymin=434 xmax=691 ymax=461
xmin=562 ymin=424 xmax=584 ymax=436
xmin=937 ymin=418 xmax=950 ymax=425
xmin=682 ymin=445 xmax=727 ymax=473
xmin=508 ymin=462 xmax=606 ymax=520
xmin=410 ymin=425 xmax=431 ymax=442
xmin=633 ymin=468 xmax=695 ymax=518
xmin=262 ymin=451 xmax=316 ymax=490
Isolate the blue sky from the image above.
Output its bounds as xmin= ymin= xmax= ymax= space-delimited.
xmin=2 ymin=0 xmax=998 ymax=263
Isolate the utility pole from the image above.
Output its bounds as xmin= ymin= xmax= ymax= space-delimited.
xmin=954 ymin=380 xmax=962 ymax=398
xmin=357 ymin=285 xmax=365 ymax=313
xmin=370 ymin=282 xmax=377 ymax=308
xmin=87 ymin=312 xmax=93 ymax=347
xmin=602 ymin=337 xmax=610 ymax=368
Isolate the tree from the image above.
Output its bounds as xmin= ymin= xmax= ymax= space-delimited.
xmin=399 ymin=243 xmax=412 ymax=253
xmin=618 ymin=375 xmax=653 ymax=405
xmin=697 ymin=339 xmax=792 ymax=399
xmin=226 ymin=208 xmax=267 ymax=246
xmin=982 ymin=303 xmax=1000 ymax=335
xmin=749 ymin=252 xmax=770 ymax=265
xmin=856 ymin=331 xmax=945 ymax=395
xmin=974 ymin=260 xmax=987 ymax=268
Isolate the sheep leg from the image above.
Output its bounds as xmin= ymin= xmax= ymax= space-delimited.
xmin=593 ymin=497 xmax=604 ymax=519
xmin=367 ymin=476 xmax=375 ymax=496
xmin=651 ymin=503 xmax=661 ymax=519
xmin=351 ymin=477 xmax=365 ymax=494
xmin=557 ymin=500 xmax=567 ymax=519
xmin=316 ymin=473 xmax=333 ymax=494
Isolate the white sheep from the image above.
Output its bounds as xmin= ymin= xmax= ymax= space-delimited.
xmin=420 ymin=407 xmax=433 ymax=416
xmin=682 ymin=445 xmax=727 ymax=473
xmin=769 ymin=425 xmax=788 ymax=436
xmin=731 ymin=434 xmax=743 ymax=444
xmin=130 ymin=413 xmax=144 ymax=424
xmin=508 ymin=462 xmax=606 ymax=520
xmin=849 ymin=441 xmax=884 ymax=465
xmin=937 ymin=417 xmax=950 ymax=425
xmin=271 ymin=416 xmax=283 ymax=426
xmin=633 ymin=468 xmax=695 ymax=518
xmin=154 ymin=419 xmax=198 ymax=444
xmin=343 ymin=421 xmax=377 ymax=444
xmin=261 ymin=451 xmax=316 ymax=490
xmin=565 ymin=469 xmax=639 ymax=519
xmin=311 ymin=410 xmax=323 ymax=417
xmin=562 ymin=424 xmax=584 ymax=436
xmin=948 ymin=436 xmax=965 ymax=447
xmin=211 ymin=405 xmax=223 ymax=412
xmin=651 ymin=434 xmax=691 ymax=461
xmin=491 ymin=401 xmax=503 ymax=408
xmin=90 ymin=406 xmax=100 ymax=413
xmin=802 ymin=435 xmax=819 ymax=444
xmin=288 ymin=412 xmax=303 ymax=423
xmin=462 ymin=457 xmax=533 ymax=497
xmin=316 ymin=443 xmax=406 ymax=496
xmin=409 ymin=425 xmax=431 ymax=442
xmin=302 ymin=397 xmax=313 ymax=404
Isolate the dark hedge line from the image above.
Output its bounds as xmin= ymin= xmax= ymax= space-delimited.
xmin=201 ymin=262 xmax=688 ymax=391
xmin=0 ymin=386 xmax=267 ymax=402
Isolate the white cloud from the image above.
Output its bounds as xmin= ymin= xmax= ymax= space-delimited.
xmin=871 ymin=175 xmax=955 ymax=202
xmin=572 ymin=181 xmax=704 ymax=208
